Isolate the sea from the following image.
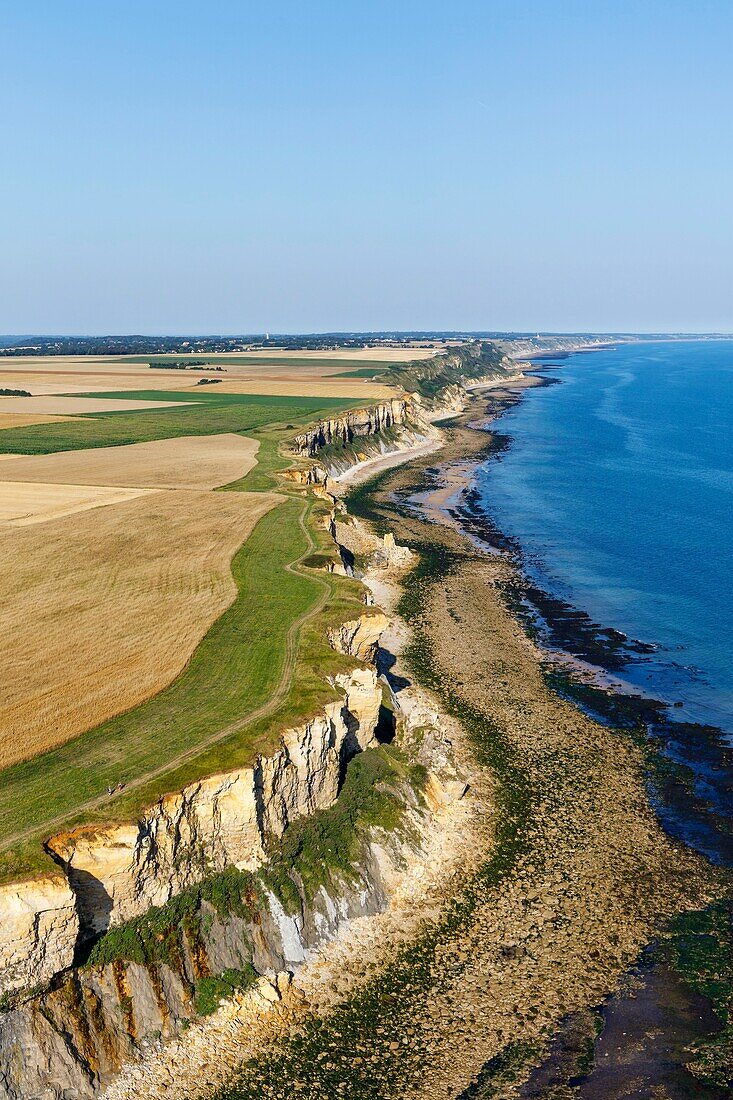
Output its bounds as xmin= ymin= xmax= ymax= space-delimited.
xmin=471 ymin=337 xmax=733 ymax=1095
xmin=475 ymin=339 xmax=733 ymax=746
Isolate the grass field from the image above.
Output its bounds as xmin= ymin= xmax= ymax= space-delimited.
xmin=0 ymin=380 xmax=372 ymax=883
xmin=0 ymin=487 xmax=364 ymax=883
xmin=0 ymin=390 xmax=358 ymax=455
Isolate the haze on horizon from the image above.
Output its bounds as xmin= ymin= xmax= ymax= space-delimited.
xmin=2 ymin=0 xmax=732 ymax=336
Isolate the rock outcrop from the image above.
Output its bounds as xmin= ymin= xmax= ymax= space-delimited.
xmin=292 ymin=397 xmax=412 ymax=457
xmin=0 ymin=878 xmax=78 ymax=1002
xmin=327 ymin=611 xmax=390 ymax=663
xmin=0 ymin=778 xmax=442 ymax=1100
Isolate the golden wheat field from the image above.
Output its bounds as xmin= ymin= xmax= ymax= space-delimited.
xmin=0 ymin=433 xmax=259 ymax=490
xmin=0 ymin=481 xmax=155 ymax=526
xmin=0 ymin=346 xmax=436 ymax=401
xmin=0 ymin=488 xmax=279 ymax=767
xmin=0 ymin=413 xmax=80 ymax=432
xmin=0 ymin=395 xmax=192 ymax=415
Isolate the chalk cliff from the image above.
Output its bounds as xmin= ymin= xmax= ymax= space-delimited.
xmin=45 ymin=668 xmax=382 ymax=942
xmin=0 ymin=878 xmax=78 ymax=1002
xmin=292 ymin=397 xmax=412 ymax=458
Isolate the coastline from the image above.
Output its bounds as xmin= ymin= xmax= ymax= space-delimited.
xmin=204 ymin=384 xmax=724 ymax=1097
xmin=411 ymin=369 xmax=733 ymax=1092
xmin=100 ymin=372 xmax=730 ymax=1098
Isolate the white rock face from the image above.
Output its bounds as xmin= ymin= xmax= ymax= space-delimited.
xmin=44 ymin=669 xmax=383 ymax=938
xmin=327 ymin=610 xmax=390 ymax=662
xmin=0 ymin=877 xmax=78 ymax=998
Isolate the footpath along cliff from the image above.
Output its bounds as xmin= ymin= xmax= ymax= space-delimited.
xmin=0 ymin=341 xmax=511 ymax=1099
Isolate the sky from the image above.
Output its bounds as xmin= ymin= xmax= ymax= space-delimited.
xmin=2 ymin=0 xmax=733 ymax=334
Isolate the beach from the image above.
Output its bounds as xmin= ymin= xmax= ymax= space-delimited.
xmin=199 ymin=382 xmax=726 ymax=1099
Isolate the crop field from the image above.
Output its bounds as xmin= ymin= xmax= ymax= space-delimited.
xmin=0 ymin=390 xmax=357 ymax=455
xmin=0 ymin=372 xmax=372 ymax=883
xmin=0 ymin=413 xmax=80 ymax=431
xmin=0 ymin=496 xmax=365 ymax=883
xmin=0 ymin=347 xmax=433 ymax=403
xmin=0 ymin=480 xmax=154 ymax=526
xmin=0 ymin=487 xmax=278 ymax=769
xmin=178 ymin=377 xmax=396 ymax=399
xmin=0 ymin=432 xmax=259 ymax=490
xmin=0 ymin=394 xmax=193 ymax=416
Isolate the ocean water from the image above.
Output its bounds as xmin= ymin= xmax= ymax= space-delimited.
xmin=474 ymin=339 xmax=733 ymax=741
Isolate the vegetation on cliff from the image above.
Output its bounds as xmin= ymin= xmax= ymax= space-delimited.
xmin=375 ymin=340 xmax=509 ymax=399
xmin=80 ymin=744 xmax=426 ymax=1018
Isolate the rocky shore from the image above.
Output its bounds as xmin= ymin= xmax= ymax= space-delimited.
xmin=198 ymin=387 xmax=724 ymax=1098
xmin=94 ymin=380 xmax=727 ymax=1100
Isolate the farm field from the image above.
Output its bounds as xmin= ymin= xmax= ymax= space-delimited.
xmin=0 ymin=394 xmax=193 ymax=416
xmin=0 ymin=480 xmax=154 ymax=526
xmin=0 ymin=413 xmax=80 ymax=431
xmin=0 ymin=486 xmax=278 ymax=768
xmin=0 ymin=432 xmax=259 ymax=489
xmin=0 ymin=390 xmax=357 ymax=454
xmin=0 ymin=496 xmax=364 ymax=883
xmin=0 ymin=368 xmax=371 ymax=883
xmin=0 ymin=346 xmax=432 ymax=404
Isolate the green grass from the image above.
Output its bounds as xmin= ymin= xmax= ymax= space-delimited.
xmin=195 ymin=968 xmax=259 ymax=1016
xmin=327 ymin=367 xmax=389 ymax=378
xmin=0 ymin=378 xmax=373 ymax=881
xmin=0 ymin=494 xmax=364 ymax=883
xmin=0 ymin=390 xmax=359 ymax=455
xmin=261 ymin=745 xmax=427 ymax=913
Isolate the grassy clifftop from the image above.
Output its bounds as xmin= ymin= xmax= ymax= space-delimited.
xmin=377 ymin=340 xmax=510 ymax=399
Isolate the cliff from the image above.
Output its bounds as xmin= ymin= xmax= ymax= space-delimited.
xmin=0 ymin=767 xmax=442 ymax=1099
xmin=0 ymin=665 xmax=382 ymax=1005
xmin=291 ymin=396 xmax=412 ymax=458
xmin=0 ymin=665 xmax=466 ymax=1099
xmin=287 ymin=341 xmax=514 ymax=476
xmin=0 ymin=347 xmax=483 ymax=1096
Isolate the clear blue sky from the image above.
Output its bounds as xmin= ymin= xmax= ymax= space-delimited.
xmin=2 ymin=0 xmax=732 ymax=334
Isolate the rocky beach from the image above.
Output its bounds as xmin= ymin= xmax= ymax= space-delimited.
xmin=125 ymin=376 xmax=730 ymax=1100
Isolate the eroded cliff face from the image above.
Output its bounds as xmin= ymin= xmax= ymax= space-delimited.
xmin=0 ymin=878 xmax=78 ymax=1002
xmin=0 ymin=380 xmax=470 ymax=1097
xmin=292 ymin=397 xmax=412 ymax=458
xmin=326 ymin=611 xmax=390 ymax=663
xmin=0 ymin=778 xmax=446 ymax=1100
xmin=45 ymin=668 xmax=382 ymax=943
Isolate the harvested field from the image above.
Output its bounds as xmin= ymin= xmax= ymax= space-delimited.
xmin=0 ymin=348 xmax=434 ymax=400
xmin=0 ymin=413 xmax=79 ymax=431
xmin=0 ymin=489 xmax=279 ymax=768
xmin=0 ymin=395 xmax=192 ymax=415
xmin=180 ymin=378 xmax=397 ymax=399
xmin=0 ymin=481 xmax=154 ymax=527
xmin=0 ymin=433 xmax=259 ymax=490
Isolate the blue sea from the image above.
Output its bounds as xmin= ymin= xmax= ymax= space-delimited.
xmin=474 ymin=339 xmax=733 ymax=742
